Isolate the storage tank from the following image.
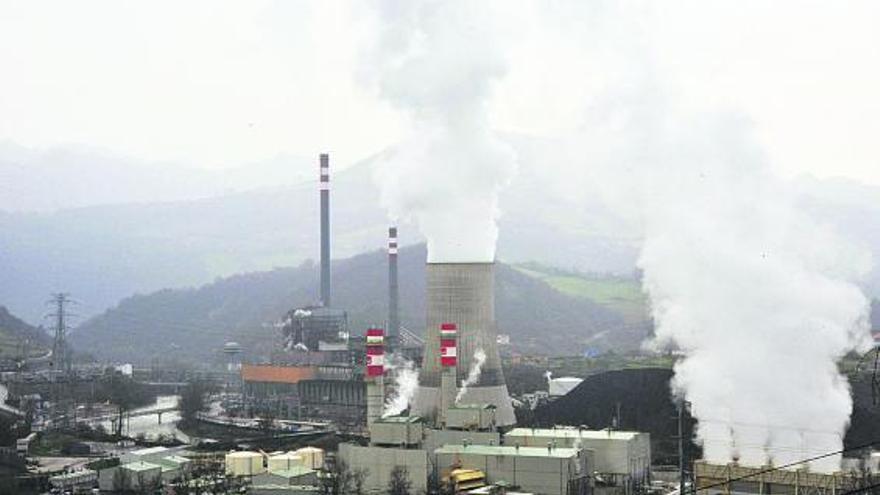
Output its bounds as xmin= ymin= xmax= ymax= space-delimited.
xmin=293 ymin=447 xmax=325 ymax=470
xmin=225 ymin=451 xmax=265 ymax=476
xmin=268 ymin=453 xmax=303 ymax=473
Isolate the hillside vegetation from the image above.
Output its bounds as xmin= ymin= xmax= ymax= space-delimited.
xmin=71 ymin=245 xmax=650 ymax=363
xmin=514 ymin=263 xmax=649 ymax=325
xmin=0 ymin=306 xmax=51 ymax=359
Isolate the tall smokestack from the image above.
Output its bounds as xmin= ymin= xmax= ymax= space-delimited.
xmin=365 ymin=328 xmax=385 ymax=427
xmin=387 ymin=226 xmax=399 ymax=352
xmin=411 ymin=262 xmax=515 ymax=426
xmin=319 ymin=153 xmax=331 ymax=307
xmin=438 ymin=322 xmax=458 ymax=426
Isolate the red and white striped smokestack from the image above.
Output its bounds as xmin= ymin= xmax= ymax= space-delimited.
xmin=365 ymin=327 xmax=385 ymax=426
xmin=365 ymin=328 xmax=385 ymax=378
xmin=319 ymin=154 xmax=331 ymax=307
xmin=439 ymin=323 xmax=457 ymax=368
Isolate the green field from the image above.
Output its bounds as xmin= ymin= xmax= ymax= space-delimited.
xmin=514 ymin=263 xmax=649 ymax=323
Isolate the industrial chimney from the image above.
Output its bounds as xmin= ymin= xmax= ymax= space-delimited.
xmin=365 ymin=327 xmax=385 ymax=427
xmin=387 ymin=226 xmax=399 ymax=352
xmin=411 ymin=262 xmax=516 ymax=426
xmin=319 ymin=153 xmax=331 ymax=307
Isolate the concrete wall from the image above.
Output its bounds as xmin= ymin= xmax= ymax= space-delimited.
xmin=338 ymin=444 xmax=428 ymax=493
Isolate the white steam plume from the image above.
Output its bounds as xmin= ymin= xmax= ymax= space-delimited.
xmin=455 ymin=348 xmax=486 ymax=404
xmin=383 ymin=355 xmax=419 ymax=417
xmin=572 ymin=104 xmax=871 ymax=472
xmin=534 ymin=3 xmax=874 ymax=472
xmin=363 ymin=1 xmax=517 ymax=262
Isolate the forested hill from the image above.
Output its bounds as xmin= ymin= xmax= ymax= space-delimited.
xmin=0 ymin=306 xmax=51 ymax=358
xmin=70 ymin=245 xmax=650 ymax=364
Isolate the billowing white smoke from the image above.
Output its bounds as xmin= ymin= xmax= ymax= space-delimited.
xmin=578 ymin=106 xmax=872 ymax=472
xmin=364 ymin=1 xmax=517 ymax=262
xmin=383 ymin=355 xmax=419 ymax=417
xmin=455 ymin=348 xmax=486 ymax=404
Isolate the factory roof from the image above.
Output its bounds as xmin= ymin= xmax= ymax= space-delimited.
xmin=524 ymin=428 xmax=641 ymax=440
xmin=242 ymin=365 xmax=317 ymax=384
xmin=122 ymin=461 xmax=162 ymax=472
xmin=450 ymin=403 xmax=495 ymax=410
xmin=435 ymin=444 xmax=580 ymax=459
xmin=377 ymin=415 xmax=423 ymax=424
xmin=506 ymin=427 xmax=641 ymax=441
xmin=267 ymin=466 xmax=315 ymax=478
xmin=156 ymin=455 xmax=191 ymax=468
xmin=130 ymin=446 xmax=169 ymax=456
xmin=227 ymin=451 xmax=263 ymax=458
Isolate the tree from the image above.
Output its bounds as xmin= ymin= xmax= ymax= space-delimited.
xmin=322 ymin=459 xmax=356 ymax=495
xmin=106 ymin=372 xmax=136 ymax=437
xmin=179 ymin=378 xmax=216 ymax=425
xmin=388 ymin=466 xmax=412 ymax=495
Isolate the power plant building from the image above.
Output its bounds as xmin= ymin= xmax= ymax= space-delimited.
xmin=505 ymin=427 xmax=651 ymax=492
xmin=434 ymin=444 xmax=591 ymax=495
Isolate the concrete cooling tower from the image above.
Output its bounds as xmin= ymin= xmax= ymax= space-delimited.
xmin=411 ymin=262 xmax=516 ymax=426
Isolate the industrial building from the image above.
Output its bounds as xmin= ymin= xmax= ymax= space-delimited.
xmin=240 ymin=363 xmax=365 ymax=422
xmin=434 ymin=444 xmax=590 ymax=495
xmin=505 ymin=427 xmax=651 ymax=494
xmin=693 ymin=461 xmax=862 ymax=495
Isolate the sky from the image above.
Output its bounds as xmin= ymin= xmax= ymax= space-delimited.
xmin=1 ymin=1 xmax=880 ymax=184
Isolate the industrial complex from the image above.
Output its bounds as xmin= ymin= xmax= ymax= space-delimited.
xmin=2 ymin=152 xmax=878 ymax=495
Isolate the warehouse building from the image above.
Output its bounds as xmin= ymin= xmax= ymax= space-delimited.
xmin=505 ymin=427 xmax=651 ymax=494
xmin=338 ymin=442 xmax=429 ymax=493
xmin=434 ymin=444 xmax=590 ymax=495
xmin=241 ymin=364 xmax=364 ymax=422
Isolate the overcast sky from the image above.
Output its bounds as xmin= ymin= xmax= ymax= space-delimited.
xmin=2 ymin=1 xmax=879 ymax=184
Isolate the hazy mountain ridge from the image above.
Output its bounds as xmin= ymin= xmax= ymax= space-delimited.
xmin=3 ymin=135 xmax=879 ymax=323
xmin=70 ymin=245 xmax=640 ymax=362
xmin=0 ymin=306 xmax=51 ymax=357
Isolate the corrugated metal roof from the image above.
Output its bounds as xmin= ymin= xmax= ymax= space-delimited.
xmin=242 ymin=365 xmax=317 ymax=384
xmin=435 ymin=444 xmax=580 ymax=459
xmin=377 ymin=415 xmax=423 ymax=424
xmin=505 ymin=428 xmax=640 ymax=440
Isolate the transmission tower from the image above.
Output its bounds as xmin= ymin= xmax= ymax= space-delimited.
xmin=46 ymin=293 xmax=74 ymax=373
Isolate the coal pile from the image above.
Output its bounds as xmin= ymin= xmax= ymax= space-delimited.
xmin=534 ymin=366 xmax=880 ymax=465
xmin=533 ymin=367 xmax=695 ymax=465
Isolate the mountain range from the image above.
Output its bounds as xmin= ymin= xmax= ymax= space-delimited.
xmin=2 ymin=137 xmax=880 ymax=330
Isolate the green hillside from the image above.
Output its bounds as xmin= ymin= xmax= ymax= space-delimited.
xmin=72 ymin=245 xmax=651 ymax=363
xmin=514 ymin=263 xmax=649 ymax=324
xmin=0 ymin=306 xmax=51 ymax=359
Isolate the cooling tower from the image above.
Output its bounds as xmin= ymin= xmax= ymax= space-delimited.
xmin=411 ymin=262 xmax=516 ymax=426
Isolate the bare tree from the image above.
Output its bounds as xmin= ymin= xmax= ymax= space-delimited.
xmin=388 ymin=465 xmax=412 ymax=495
